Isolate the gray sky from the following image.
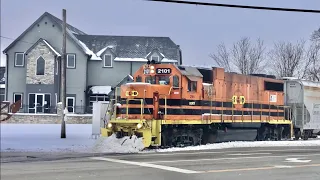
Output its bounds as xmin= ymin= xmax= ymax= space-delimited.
xmin=1 ymin=0 xmax=319 ymax=67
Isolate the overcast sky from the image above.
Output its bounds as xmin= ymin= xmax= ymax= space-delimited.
xmin=1 ymin=0 xmax=320 ymax=67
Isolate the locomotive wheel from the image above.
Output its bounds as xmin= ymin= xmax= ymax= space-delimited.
xmin=207 ymin=133 xmax=217 ymax=144
xmin=294 ymin=130 xmax=301 ymax=140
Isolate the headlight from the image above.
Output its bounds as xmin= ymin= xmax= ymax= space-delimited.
xmin=107 ymin=123 xmax=112 ymax=128
xmin=137 ymin=123 xmax=142 ymax=129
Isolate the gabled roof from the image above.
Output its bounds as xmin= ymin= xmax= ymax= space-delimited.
xmin=25 ymin=38 xmax=61 ymax=56
xmin=3 ymin=11 xmax=181 ymax=64
xmin=3 ymin=12 xmax=86 ymax=54
xmin=47 ymin=12 xmax=86 ymax=35
xmin=73 ymin=34 xmax=180 ymax=61
xmin=0 ymin=67 xmax=5 ymax=84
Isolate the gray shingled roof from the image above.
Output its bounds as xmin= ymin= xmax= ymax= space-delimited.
xmin=0 ymin=67 xmax=5 ymax=84
xmin=3 ymin=11 xmax=181 ymax=63
xmin=73 ymin=34 xmax=180 ymax=60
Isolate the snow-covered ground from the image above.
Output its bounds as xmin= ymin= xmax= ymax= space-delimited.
xmin=0 ymin=124 xmax=145 ymax=153
xmin=1 ymin=124 xmax=319 ymax=154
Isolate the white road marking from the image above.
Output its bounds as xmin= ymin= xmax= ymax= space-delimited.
xmin=285 ymin=158 xmax=312 ymax=163
xmin=274 ymin=165 xmax=293 ymax=168
xmin=120 ymin=148 xmax=320 ymax=158
xmin=144 ymin=153 xmax=320 ymax=164
xmin=228 ymin=153 xmax=272 ymax=156
xmin=91 ymin=157 xmax=199 ymax=174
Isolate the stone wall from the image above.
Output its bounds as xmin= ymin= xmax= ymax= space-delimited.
xmin=1 ymin=102 xmax=92 ymax=124
xmin=26 ymin=41 xmax=55 ymax=84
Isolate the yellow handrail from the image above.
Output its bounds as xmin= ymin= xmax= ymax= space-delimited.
xmin=126 ymin=99 xmax=144 ymax=120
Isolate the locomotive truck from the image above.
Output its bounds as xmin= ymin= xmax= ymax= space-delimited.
xmin=100 ymin=61 xmax=319 ymax=148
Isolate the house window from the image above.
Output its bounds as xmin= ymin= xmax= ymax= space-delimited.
xmin=15 ymin=53 xmax=24 ymax=66
xmin=55 ymin=60 xmax=59 ymax=75
xmin=67 ymin=54 xmax=76 ymax=68
xmin=13 ymin=93 xmax=23 ymax=109
xmin=103 ymin=54 xmax=112 ymax=67
xmin=188 ymin=80 xmax=197 ymax=92
xmin=0 ymin=89 xmax=5 ymax=102
xmin=36 ymin=56 xmax=45 ymax=75
xmin=173 ymin=75 xmax=179 ymax=88
xmin=151 ymin=55 xmax=159 ymax=62
xmin=66 ymin=97 xmax=75 ymax=113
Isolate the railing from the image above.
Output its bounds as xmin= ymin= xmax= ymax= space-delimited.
xmin=200 ymin=97 xmax=291 ymax=123
xmin=4 ymin=105 xmax=97 ymax=114
xmin=126 ymin=99 xmax=144 ymax=119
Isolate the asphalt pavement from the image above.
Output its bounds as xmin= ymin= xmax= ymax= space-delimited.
xmin=1 ymin=146 xmax=320 ymax=180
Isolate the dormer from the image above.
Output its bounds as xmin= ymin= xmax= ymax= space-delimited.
xmin=145 ymin=49 xmax=165 ymax=62
xmin=96 ymin=46 xmax=116 ymax=68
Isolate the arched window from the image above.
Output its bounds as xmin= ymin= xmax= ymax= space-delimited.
xmin=173 ymin=75 xmax=179 ymax=88
xmin=36 ymin=56 xmax=45 ymax=75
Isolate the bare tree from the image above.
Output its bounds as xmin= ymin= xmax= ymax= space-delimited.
xmin=311 ymin=28 xmax=320 ymax=42
xmin=209 ymin=43 xmax=232 ymax=72
xmin=303 ymin=42 xmax=320 ymax=81
xmin=268 ymin=40 xmax=306 ymax=78
xmin=210 ymin=37 xmax=267 ymax=75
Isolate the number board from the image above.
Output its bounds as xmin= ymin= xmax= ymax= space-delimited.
xmin=156 ymin=68 xmax=171 ymax=74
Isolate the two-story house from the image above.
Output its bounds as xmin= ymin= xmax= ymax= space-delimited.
xmin=0 ymin=66 xmax=5 ymax=102
xmin=2 ymin=12 xmax=182 ymax=114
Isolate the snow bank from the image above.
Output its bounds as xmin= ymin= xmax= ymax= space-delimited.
xmin=0 ymin=124 xmax=95 ymax=153
xmin=1 ymin=124 xmax=319 ymax=154
xmin=148 ymin=139 xmax=320 ymax=153
xmin=0 ymin=124 xmax=144 ymax=153
xmin=92 ymin=134 xmax=145 ymax=153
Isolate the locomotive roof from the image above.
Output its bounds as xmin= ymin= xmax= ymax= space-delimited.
xmin=175 ymin=65 xmax=203 ymax=77
xmin=171 ymin=64 xmax=282 ymax=83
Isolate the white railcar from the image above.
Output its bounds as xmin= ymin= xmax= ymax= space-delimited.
xmin=283 ymin=78 xmax=320 ymax=140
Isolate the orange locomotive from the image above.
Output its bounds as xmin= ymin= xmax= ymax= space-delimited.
xmin=103 ymin=61 xmax=292 ymax=148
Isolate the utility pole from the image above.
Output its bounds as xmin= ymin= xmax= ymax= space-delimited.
xmin=60 ymin=9 xmax=67 ymax=138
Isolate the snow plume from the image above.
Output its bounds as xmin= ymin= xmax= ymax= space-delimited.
xmin=92 ymin=134 xmax=145 ymax=153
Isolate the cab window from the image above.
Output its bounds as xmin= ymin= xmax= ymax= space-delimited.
xmin=158 ymin=76 xmax=170 ymax=85
xmin=188 ymin=80 xmax=197 ymax=92
xmin=173 ymin=75 xmax=179 ymax=88
xmin=145 ymin=76 xmax=156 ymax=84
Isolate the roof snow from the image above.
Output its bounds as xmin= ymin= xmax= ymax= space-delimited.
xmin=114 ymin=57 xmax=178 ymax=63
xmin=90 ymin=86 xmax=112 ymax=94
xmin=42 ymin=39 xmax=61 ymax=56
xmin=114 ymin=57 xmax=147 ymax=62
xmin=78 ymin=40 xmax=102 ymax=60
xmin=128 ymin=74 xmax=134 ymax=80
xmin=96 ymin=46 xmax=114 ymax=57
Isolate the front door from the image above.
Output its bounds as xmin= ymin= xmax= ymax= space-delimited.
xmin=36 ymin=94 xmax=44 ymax=113
xmin=66 ymin=97 xmax=75 ymax=113
xmin=28 ymin=93 xmax=51 ymax=113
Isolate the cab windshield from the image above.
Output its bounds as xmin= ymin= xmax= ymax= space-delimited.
xmin=144 ymin=75 xmax=170 ymax=85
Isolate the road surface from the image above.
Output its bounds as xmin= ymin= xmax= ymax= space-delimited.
xmin=1 ymin=146 xmax=320 ymax=180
